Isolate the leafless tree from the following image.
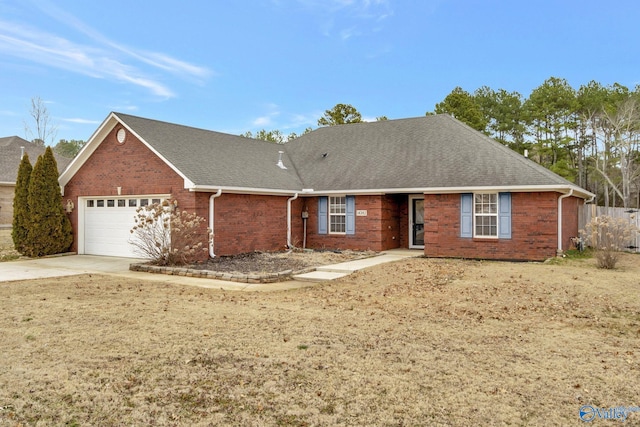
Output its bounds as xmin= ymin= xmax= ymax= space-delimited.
xmin=24 ymin=96 xmax=57 ymax=146
xmin=594 ymin=97 xmax=640 ymax=208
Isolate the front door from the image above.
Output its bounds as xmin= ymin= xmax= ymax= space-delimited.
xmin=409 ymin=196 xmax=424 ymax=248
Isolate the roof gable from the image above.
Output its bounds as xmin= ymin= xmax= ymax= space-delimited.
xmin=59 ymin=113 xmax=303 ymax=194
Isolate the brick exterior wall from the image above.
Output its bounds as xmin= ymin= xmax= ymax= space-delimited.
xmin=209 ymin=193 xmax=290 ymax=256
xmin=423 ymin=192 xmax=583 ymax=261
xmin=300 ymin=194 xmax=402 ymax=252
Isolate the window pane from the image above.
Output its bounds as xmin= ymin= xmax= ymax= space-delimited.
xmin=330 ymin=215 xmax=346 ymax=233
xmin=86 ymin=200 xmax=94 ymax=207
xmin=140 ymin=199 xmax=149 ymax=207
xmin=107 ymin=199 xmax=115 ymax=207
xmin=329 ymin=196 xmax=345 ymax=214
xmin=128 ymin=199 xmax=137 ymax=207
xmin=96 ymin=200 xmax=104 ymax=207
xmin=152 ymin=198 xmax=161 ymax=205
xmin=118 ymin=199 xmax=126 ymax=207
xmin=475 ymin=193 xmax=497 ymax=214
xmin=328 ymin=196 xmax=346 ymax=233
xmin=489 ymin=194 xmax=497 ymax=214
xmin=475 ymin=215 xmax=497 ymax=237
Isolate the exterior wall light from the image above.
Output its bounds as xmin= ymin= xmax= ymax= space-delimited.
xmin=65 ymin=199 xmax=75 ymax=214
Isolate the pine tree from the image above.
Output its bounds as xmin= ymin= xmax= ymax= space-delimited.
xmin=25 ymin=147 xmax=73 ymax=256
xmin=11 ymin=153 xmax=32 ymax=254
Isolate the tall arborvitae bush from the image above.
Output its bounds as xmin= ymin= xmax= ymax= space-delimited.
xmin=25 ymin=147 xmax=73 ymax=257
xmin=11 ymin=153 xmax=32 ymax=254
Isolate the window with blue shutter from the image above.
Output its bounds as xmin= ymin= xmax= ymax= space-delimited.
xmin=318 ymin=197 xmax=328 ymax=235
xmin=460 ymin=193 xmax=473 ymax=238
xmin=498 ymin=192 xmax=512 ymax=239
xmin=460 ymin=192 xmax=512 ymax=239
xmin=346 ymin=195 xmax=355 ymax=235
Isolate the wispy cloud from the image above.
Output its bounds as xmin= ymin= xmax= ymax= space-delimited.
xmin=110 ymin=104 xmax=139 ymax=113
xmin=296 ymin=0 xmax=393 ymax=39
xmin=340 ymin=27 xmax=361 ymax=40
xmin=0 ymin=1 xmax=211 ymax=98
xmin=61 ymin=117 xmax=101 ymax=124
xmin=252 ymin=116 xmax=273 ymax=127
xmin=251 ymin=103 xmax=281 ymax=128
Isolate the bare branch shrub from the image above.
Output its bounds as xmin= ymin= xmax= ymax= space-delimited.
xmin=580 ymin=215 xmax=638 ymax=269
xmin=129 ymin=200 xmax=211 ymax=266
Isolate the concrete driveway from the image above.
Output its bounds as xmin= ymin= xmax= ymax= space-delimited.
xmin=0 ymin=255 xmax=315 ymax=291
xmin=0 ymin=255 xmax=139 ymax=282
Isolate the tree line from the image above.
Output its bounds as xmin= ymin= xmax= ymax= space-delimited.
xmin=430 ymin=77 xmax=640 ymax=209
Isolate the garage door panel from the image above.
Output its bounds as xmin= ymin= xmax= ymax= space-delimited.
xmin=83 ymin=197 xmax=156 ymax=258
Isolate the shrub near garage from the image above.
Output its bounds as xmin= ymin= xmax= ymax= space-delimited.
xmin=24 ymin=147 xmax=73 ymax=257
xmin=11 ymin=153 xmax=32 ymax=254
xmin=129 ymin=200 xmax=211 ymax=266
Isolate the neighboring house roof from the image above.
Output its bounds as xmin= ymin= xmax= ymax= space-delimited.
xmin=0 ymin=136 xmax=72 ymax=184
xmin=59 ymin=112 xmax=594 ymax=199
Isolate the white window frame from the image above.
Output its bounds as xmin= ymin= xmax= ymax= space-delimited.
xmin=328 ymin=195 xmax=346 ymax=234
xmin=474 ymin=193 xmax=499 ymax=238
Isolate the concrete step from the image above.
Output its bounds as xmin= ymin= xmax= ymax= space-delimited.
xmin=292 ymin=270 xmax=350 ymax=282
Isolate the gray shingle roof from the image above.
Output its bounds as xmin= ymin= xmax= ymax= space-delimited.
xmin=115 ymin=113 xmax=303 ymax=191
xmin=0 ymin=136 xmax=71 ymax=183
xmin=285 ymin=114 xmax=578 ymax=191
xmin=111 ymin=113 xmax=588 ymax=196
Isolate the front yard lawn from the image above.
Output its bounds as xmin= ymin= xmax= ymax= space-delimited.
xmin=1 ymin=253 xmax=639 ymax=425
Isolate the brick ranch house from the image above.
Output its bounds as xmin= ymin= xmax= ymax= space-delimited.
xmin=58 ymin=112 xmax=594 ymax=261
xmin=0 ymin=136 xmax=71 ymax=228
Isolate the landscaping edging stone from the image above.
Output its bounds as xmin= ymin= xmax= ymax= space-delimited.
xmin=129 ymin=263 xmax=316 ymax=283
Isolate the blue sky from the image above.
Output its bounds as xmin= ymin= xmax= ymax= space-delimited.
xmin=1 ymin=0 xmax=639 ymax=144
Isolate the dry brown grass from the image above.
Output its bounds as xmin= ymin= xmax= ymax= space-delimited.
xmin=1 ymin=253 xmax=639 ymax=426
xmin=0 ymin=229 xmax=20 ymax=261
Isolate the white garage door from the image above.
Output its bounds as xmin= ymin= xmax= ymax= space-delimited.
xmin=83 ymin=197 xmax=163 ymax=257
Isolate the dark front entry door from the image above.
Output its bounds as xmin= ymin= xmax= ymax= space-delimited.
xmin=412 ymin=198 xmax=424 ymax=247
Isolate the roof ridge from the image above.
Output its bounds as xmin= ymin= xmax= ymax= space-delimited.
xmin=114 ymin=111 xmax=290 ymax=148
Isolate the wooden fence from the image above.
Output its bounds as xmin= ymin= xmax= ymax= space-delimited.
xmin=578 ymin=205 xmax=640 ymax=252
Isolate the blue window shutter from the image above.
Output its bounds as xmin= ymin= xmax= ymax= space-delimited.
xmin=346 ymin=196 xmax=355 ymax=235
xmin=498 ymin=192 xmax=512 ymax=239
xmin=460 ymin=193 xmax=473 ymax=238
xmin=318 ymin=197 xmax=328 ymax=235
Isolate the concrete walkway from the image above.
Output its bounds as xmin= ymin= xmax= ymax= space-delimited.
xmin=0 ymin=249 xmax=421 ymax=291
xmin=293 ymin=249 xmax=419 ymax=282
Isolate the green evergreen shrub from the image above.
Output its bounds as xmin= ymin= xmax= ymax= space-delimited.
xmin=11 ymin=153 xmax=32 ymax=254
xmin=25 ymin=147 xmax=73 ymax=257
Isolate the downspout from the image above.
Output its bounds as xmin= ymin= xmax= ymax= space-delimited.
xmin=209 ymin=189 xmax=222 ymax=258
xmin=287 ymin=193 xmax=299 ymax=250
xmin=557 ymin=188 xmax=574 ymax=256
